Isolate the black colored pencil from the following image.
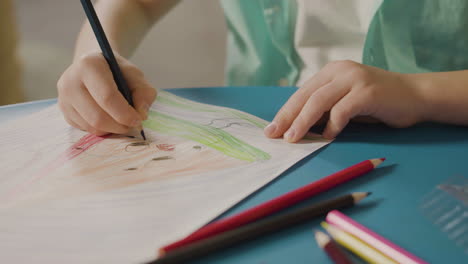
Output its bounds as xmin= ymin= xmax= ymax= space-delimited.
xmin=147 ymin=192 xmax=370 ymax=264
xmin=80 ymin=0 xmax=146 ymax=140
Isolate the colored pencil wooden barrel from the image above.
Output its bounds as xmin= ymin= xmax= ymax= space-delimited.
xmin=149 ymin=193 xmax=368 ymax=264
xmin=161 ymin=158 xmax=384 ymax=254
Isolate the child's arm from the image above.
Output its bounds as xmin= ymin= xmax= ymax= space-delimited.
xmin=74 ymin=0 xmax=179 ymax=59
xmin=264 ymin=60 xmax=468 ymax=142
xmin=58 ymin=0 xmax=179 ymax=136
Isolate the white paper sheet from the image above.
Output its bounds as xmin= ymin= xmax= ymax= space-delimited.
xmin=0 ymin=91 xmax=330 ymax=263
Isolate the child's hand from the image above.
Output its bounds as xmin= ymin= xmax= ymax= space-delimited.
xmin=264 ymin=60 xmax=425 ymax=142
xmin=57 ymin=52 xmax=157 ymax=136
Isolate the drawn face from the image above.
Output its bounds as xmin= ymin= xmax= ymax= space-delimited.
xmin=7 ymin=132 xmax=247 ymax=208
xmin=67 ymin=132 xmax=248 ymax=182
xmin=77 ymin=134 xmax=228 ymax=172
xmin=4 ymin=96 xmax=272 ymax=208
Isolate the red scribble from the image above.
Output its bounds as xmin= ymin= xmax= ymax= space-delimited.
xmin=156 ymin=144 xmax=175 ymax=151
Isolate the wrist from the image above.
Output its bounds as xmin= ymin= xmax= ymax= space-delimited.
xmin=400 ymin=73 xmax=435 ymax=123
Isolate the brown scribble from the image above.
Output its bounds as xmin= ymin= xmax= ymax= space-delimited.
xmin=129 ymin=142 xmax=149 ymax=147
xmin=152 ymin=156 xmax=173 ymax=161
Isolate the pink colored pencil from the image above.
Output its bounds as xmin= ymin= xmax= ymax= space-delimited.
xmin=326 ymin=210 xmax=428 ymax=264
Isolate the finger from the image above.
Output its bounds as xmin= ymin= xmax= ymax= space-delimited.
xmin=72 ymin=106 xmax=110 ymax=136
xmin=264 ymin=68 xmax=335 ymax=138
xmin=315 ymin=112 xmax=330 ymax=126
xmin=80 ymin=56 xmax=142 ymax=127
xmin=68 ymin=105 xmax=109 ymax=136
xmin=284 ymin=82 xmax=350 ymax=142
xmin=71 ymin=108 xmax=109 ymax=136
xmin=322 ymin=91 xmax=365 ymax=139
xmin=71 ymin=82 xmax=131 ymax=134
xmin=68 ymin=109 xmax=87 ymax=131
xmin=58 ymin=101 xmax=84 ymax=131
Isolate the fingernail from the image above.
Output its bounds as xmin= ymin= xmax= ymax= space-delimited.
xmin=264 ymin=122 xmax=277 ymax=135
xmin=131 ymin=119 xmax=141 ymax=127
xmin=284 ymin=128 xmax=295 ymax=142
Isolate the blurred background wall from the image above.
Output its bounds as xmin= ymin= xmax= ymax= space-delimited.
xmin=14 ymin=0 xmax=227 ymax=102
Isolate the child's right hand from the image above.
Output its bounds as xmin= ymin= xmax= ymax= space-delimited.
xmin=57 ymin=52 xmax=157 ymax=136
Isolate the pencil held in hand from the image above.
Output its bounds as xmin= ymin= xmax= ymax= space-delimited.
xmin=80 ymin=0 xmax=147 ymax=140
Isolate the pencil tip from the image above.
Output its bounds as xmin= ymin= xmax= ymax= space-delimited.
xmin=141 ymin=130 xmax=147 ymax=141
xmin=314 ymin=230 xmax=330 ymax=248
xmin=370 ymin=158 xmax=385 ymax=168
xmin=352 ymin=192 xmax=371 ymax=203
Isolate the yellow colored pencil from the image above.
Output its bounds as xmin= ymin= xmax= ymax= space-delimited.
xmin=321 ymin=222 xmax=397 ymax=264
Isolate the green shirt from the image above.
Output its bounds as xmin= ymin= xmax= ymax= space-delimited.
xmin=221 ymin=0 xmax=468 ymax=86
xmin=363 ymin=0 xmax=468 ymax=73
xmin=220 ymin=0 xmax=301 ymax=86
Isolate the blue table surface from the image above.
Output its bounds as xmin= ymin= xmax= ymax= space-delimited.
xmin=1 ymin=86 xmax=467 ymax=264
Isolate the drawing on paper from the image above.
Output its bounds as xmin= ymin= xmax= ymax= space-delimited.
xmin=2 ymin=91 xmax=274 ymax=208
xmin=0 ymin=90 xmax=331 ymax=264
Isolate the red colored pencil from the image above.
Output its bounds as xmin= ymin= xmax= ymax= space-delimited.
xmin=315 ymin=230 xmax=353 ymax=264
xmin=159 ymin=158 xmax=385 ymax=255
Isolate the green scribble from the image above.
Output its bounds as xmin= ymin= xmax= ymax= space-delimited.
xmin=143 ymin=111 xmax=270 ymax=162
xmin=155 ymin=91 xmax=323 ymax=142
xmin=156 ymin=91 xmax=268 ymax=128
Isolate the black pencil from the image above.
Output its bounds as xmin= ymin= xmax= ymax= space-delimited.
xmin=80 ymin=0 xmax=146 ymax=140
xmin=147 ymin=192 xmax=370 ymax=264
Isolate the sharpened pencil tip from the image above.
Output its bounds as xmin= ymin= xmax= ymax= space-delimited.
xmin=366 ymin=192 xmax=372 ymax=197
xmin=141 ymin=130 xmax=147 ymax=141
xmin=370 ymin=158 xmax=385 ymax=168
xmin=352 ymin=192 xmax=371 ymax=203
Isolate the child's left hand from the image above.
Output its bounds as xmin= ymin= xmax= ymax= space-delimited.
xmin=264 ymin=60 xmax=426 ymax=142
